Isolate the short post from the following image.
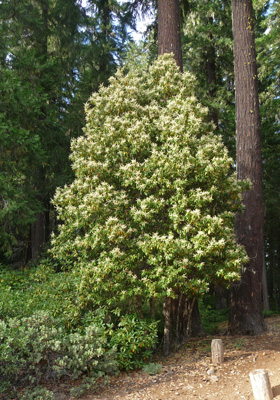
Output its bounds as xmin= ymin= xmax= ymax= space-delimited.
xmin=211 ymin=339 xmax=224 ymax=364
xmin=249 ymin=369 xmax=273 ymax=400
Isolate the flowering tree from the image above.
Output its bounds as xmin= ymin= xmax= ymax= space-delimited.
xmin=51 ymin=55 xmax=248 ymax=353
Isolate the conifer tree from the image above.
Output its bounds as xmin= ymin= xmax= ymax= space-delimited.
xmin=229 ymin=0 xmax=266 ymax=334
xmin=0 ymin=0 xmax=131 ymax=262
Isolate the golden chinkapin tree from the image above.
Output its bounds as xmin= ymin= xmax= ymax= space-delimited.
xmin=51 ymin=55 xmax=248 ymax=354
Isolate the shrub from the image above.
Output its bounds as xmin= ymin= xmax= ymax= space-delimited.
xmin=142 ymin=362 xmax=162 ymax=375
xmin=51 ymin=54 xmax=248 ymax=351
xmin=51 ymin=54 xmax=248 ymax=313
xmin=109 ymin=315 xmax=158 ymax=370
xmin=0 ymin=311 xmax=117 ymax=390
xmin=21 ymin=386 xmax=55 ymax=400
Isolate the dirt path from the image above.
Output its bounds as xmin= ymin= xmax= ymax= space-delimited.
xmin=54 ymin=316 xmax=280 ymax=400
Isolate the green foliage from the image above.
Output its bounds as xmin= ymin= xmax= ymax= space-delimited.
xmin=233 ymin=338 xmax=246 ymax=349
xmin=70 ymin=375 xmax=104 ymax=398
xmin=142 ymin=362 xmax=162 ymax=375
xmin=109 ymin=315 xmax=158 ymax=370
xmin=256 ymin=0 xmax=280 ymax=305
xmin=0 ymin=311 xmax=117 ymax=394
xmin=0 ymin=264 xmax=157 ymax=381
xmin=0 ymin=71 xmax=44 ymax=259
xmin=199 ymin=298 xmax=229 ymax=334
xmin=0 ymin=266 xmax=37 ymax=320
xmin=0 ymin=262 xmax=79 ymax=325
xmin=51 ymin=55 xmax=248 ymax=320
xmin=0 ymin=0 xmax=132 ymax=262
xmin=21 ymin=386 xmax=55 ymax=400
xmin=263 ymin=309 xmax=279 ymax=318
xmin=0 ymin=0 xmax=78 ymax=261
xmin=181 ymin=0 xmax=236 ymax=155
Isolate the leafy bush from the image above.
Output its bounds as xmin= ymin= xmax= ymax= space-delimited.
xmin=108 ymin=315 xmax=158 ymax=370
xmin=0 ymin=260 xmax=87 ymax=333
xmin=0 ymin=266 xmax=34 ymax=320
xmin=0 ymin=311 xmax=117 ymax=390
xmin=142 ymin=362 xmax=162 ymax=375
xmin=69 ymin=375 xmax=104 ymax=398
xmin=21 ymin=386 xmax=55 ymax=400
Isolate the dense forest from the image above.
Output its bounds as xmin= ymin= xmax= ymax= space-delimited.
xmin=0 ymin=0 xmax=279 ymax=398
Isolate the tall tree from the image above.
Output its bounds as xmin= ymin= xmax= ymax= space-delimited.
xmin=229 ymin=0 xmax=266 ymax=334
xmin=51 ymin=55 xmax=247 ymax=364
xmin=0 ymin=0 xmax=84 ymax=262
xmin=70 ymin=0 xmax=130 ymax=133
xmin=0 ymin=0 xmax=132 ymax=263
xmin=158 ymin=0 xmax=182 ymax=70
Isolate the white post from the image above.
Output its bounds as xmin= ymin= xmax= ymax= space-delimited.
xmin=211 ymin=339 xmax=224 ymax=364
xmin=249 ymin=369 xmax=273 ymax=400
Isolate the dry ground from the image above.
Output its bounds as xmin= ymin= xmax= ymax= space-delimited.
xmin=52 ymin=316 xmax=280 ymax=400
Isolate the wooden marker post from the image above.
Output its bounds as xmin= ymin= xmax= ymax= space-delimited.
xmin=249 ymin=369 xmax=273 ymax=400
xmin=211 ymin=339 xmax=224 ymax=364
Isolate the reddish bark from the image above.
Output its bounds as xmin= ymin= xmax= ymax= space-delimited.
xmin=229 ymin=0 xmax=266 ymax=334
xmin=158 ymin=0 xmax=183 ymax=71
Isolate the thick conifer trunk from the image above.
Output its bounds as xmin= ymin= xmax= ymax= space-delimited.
xmin=158 ymin=0 xmax=183 ymax=71
xmin=229 ymin=0 xmax=266 ymax=334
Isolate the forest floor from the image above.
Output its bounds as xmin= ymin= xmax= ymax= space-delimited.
xmin=53 ymin=315 xmax=280 ymax=400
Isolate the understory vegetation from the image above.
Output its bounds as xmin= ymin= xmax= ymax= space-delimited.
xmin=0 ymin=56 xmax=249 ymax=398
xmin=0 ymin=260 xmax=159 ymax=398
xmin=0 ymin=259 xmax=236 ymax=399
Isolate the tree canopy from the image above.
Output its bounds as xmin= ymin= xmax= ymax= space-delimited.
xmin=51 ymin=55 xmax=248 ymax=348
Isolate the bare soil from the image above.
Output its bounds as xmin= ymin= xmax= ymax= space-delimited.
xmin=53 ymin=315 xmax=280 ymax=400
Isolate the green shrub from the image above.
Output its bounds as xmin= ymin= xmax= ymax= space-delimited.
xmin=78 ymin=309 xmax=159 ymax=370
xmin=0 ymin=311 xmax=117 ymax=390
xmin=51 ymin=55 xmax=248 ymax=341
xmin=21 ymin=386 xmax=55 ymax=400
xmin=69 ymin=375 xmax=104 ymax=398
xmin=142 ymin=362 xmax=162 ymax=375
xmin=0 ymin=261 xmax=86 ymax=331
xmin=109 ymin=315 xmax=158 ymax=370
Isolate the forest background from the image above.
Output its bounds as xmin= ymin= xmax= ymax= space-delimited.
xmin=0 ymin=0 xmax=279 ymax=399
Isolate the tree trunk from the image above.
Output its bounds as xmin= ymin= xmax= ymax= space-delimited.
xmin=163 ymin=297 xmax=172 ymax=357
xmin=229 ymin=0 xmax=266 ymax=334
xmin=31 ymin=212 xmax=45 ymax=260
xmin=158 ymin=0 xmax=183 ymax=71
xmin=29 ymin=1 xmax=49 ymax=262
xmin=163 ymin=296 xmax=204 ymax=355
xmin=174 ymin=296 xmax=200 ymax=342
xmin=188 ymin=299 xmax=205 ymax=336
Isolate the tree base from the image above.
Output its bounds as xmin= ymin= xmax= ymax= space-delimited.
xmin=229 ymin=310 xmax=267 ymax=335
